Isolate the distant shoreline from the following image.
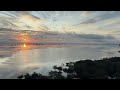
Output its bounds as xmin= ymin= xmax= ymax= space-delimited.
xmin=0 ymin=43 xmax=119 ymax=46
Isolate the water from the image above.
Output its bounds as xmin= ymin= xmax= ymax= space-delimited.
xmin=0 ymin=44 xmax=120 ymax=79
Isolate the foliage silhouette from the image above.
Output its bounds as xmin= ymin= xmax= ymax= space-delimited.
xmin=18 ymin=57 xmax=120 ymax=79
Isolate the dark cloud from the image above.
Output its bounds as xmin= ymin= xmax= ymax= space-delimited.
xmin=80 ymin=19 xmax=97 ymax=24
xmin=2 ymin=22 xmax=18 ymax=28
xmin=76 ymin=34 xmax=114 ymax=40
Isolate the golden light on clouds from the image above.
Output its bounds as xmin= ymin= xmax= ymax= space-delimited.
xmin=13 ymin=15 xmax=47 ymax=31
xmin=15 ymin=33 xmax=32 ymax=43
xmin=18 ymin=15 xmax=41 ymax=25
xmin=0 ymin=11 xmax=120 ymax=43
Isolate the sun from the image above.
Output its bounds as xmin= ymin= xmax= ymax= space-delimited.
xmin=23 ymin=43 xmax=26 ymax=48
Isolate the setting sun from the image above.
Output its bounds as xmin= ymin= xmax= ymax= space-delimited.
xmin=23 ymin=43 xmax=26 ymax=47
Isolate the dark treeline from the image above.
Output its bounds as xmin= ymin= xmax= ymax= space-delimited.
xmin=18 ymin=57 xmax=120 ymax=79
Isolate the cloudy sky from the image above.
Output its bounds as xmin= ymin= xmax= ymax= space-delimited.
xmin=0 ymin=11 xmax=120 ymax=44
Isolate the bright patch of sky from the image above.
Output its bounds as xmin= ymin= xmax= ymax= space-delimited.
xmin=0 ymin=11 xmax=120 ymax=43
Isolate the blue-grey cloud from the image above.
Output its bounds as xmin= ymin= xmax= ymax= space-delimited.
xmin=0 ymin=28 xmax=118 ymax=44
xmin=80 ymin=19 xmax=97 ymax=24
xmin=76 ymin=34 xmax=114 ymax=40
xmin=0 ymin=11 xmax=120 ymax=43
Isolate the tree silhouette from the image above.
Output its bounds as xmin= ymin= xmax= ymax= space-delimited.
xmin=17 ymin=57 xmax=120 ymax=79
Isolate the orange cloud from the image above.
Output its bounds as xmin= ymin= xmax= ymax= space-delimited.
xmin=14 ymin=15 xmax=47 ymax=31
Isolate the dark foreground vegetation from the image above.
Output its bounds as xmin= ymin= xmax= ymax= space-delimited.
xmin=18 ymin=57 xmax=120 ymax=79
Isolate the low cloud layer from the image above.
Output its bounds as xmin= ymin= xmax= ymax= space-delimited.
xmin=0 ymin=28 xmax=118 ymax=44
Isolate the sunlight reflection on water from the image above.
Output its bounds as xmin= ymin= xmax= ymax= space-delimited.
xmin=0 ymin=44 xmax=119 ymax=79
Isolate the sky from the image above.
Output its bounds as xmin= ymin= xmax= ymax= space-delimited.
xmin=0 ymin=11 xmax=120 ymax=44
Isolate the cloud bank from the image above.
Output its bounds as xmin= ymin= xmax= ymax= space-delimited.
xmin=0 ymin=11 xmax=120 ymax=44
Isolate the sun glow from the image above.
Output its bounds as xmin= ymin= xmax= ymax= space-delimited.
xmin=23 ymin=43 xmax=26 ymax=48
xmin=16 ymin=33 xmax=33 ymax=43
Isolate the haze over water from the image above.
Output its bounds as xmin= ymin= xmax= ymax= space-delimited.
xmin=0 ymin=44 xmax=119 ymax=79
xmin=0 ymin=11 xmax=120 ymax=78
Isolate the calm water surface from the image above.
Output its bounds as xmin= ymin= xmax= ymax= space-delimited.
xmin=0 ymin=44 xmax=120 ymax=79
